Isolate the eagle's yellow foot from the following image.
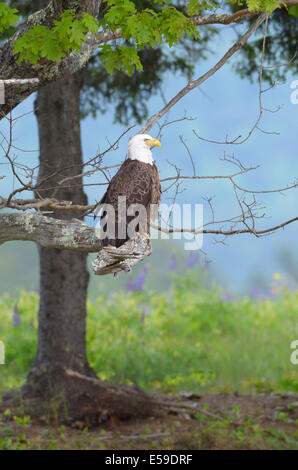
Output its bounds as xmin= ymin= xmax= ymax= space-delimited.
xmin=140 ymin=232 xmax=151 ymax=246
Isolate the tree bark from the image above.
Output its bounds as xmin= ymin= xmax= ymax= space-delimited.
xmin=0 ymin=0 xmax=104 ymax=116
xmin=0 ymin=213 xmax=99 ymax=251
xmin=22 ymin=69 xmax=97 ymax=392
xmin=8 ymin=67 xmax=156 ymax=426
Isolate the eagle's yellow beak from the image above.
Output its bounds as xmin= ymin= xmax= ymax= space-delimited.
xmin=146 ymin=138 xmax=161 ymax=148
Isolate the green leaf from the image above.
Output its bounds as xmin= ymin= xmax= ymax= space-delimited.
xmin=69 ymin=21 xmax=86 ymax=48
xmin=81 ymin=12 xmax=99 ymax=33
xmin=245 ymin=0 xmax=282 ymax=14
xmin=186 ymin=0 xmax=215 ymax=16
xmin=40 ymin=38 xmax=65 ymax=62
xmin=0 ymin=4 xmax=19 ymax=33
xmin=99 ymin=44 xmax=143 ymax=75
xmin=288 ymin=5 xmax=298 ymax=17
xmin=14 ymin=9 xmax=99 ymax=65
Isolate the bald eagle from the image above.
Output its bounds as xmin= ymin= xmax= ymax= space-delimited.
xmin=97 ymin=134 xmax=161 ymax=247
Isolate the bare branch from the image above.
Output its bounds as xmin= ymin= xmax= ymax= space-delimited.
xmin=193 ymin=14 xmax=280 ymax=145
xmin=179 ymin=135 xmax=196 ymax=177
xmin=140 ymin=13 xmax=267 ymax=134
xmin=92 ymin=233 xmax=152 ymax=276
xmin=0 ymin=195 xmax=97 ymax=212
xmin=152 ymin=216 xmax=298 ymax=237
xmin=192 ymin=1 xmax=298 ymax=26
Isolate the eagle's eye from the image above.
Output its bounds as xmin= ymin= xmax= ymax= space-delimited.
xmin=144 ymin=137 xmax=161 ymax=148
xmin=144 ymin=138 xmax=153 ymax=147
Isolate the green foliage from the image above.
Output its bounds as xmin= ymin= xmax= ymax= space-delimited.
xmin=14 ymin=10 xmax=98 ymax=64
xmin=82 ymin=33 xmax=209 ymax=124
xmin=0 ymin=3 xmax=19 ymax=33
xmin=99 ymin=0 xmax=200 ymax=74
xmin=0 ymin=291 xmax=38 ymax=391
xmin=11 ymin=1 xmax=202 ymax=73
xmin=245 ymin=0 xmax=282 ymax=13
xmin=0 ymin=275 xmax=297 ymax=396
xmin=230 ymin=0 xmax=283 ymax=12
xmin=5 ymin=0 xmax=295 ymax=77
xmin=288 ymin=5 xmax=298 ymax=17
xmin=186 ymin=0 xmax=217 ymax=16
xmin=100 ymin=44 xmax=143 ymax=75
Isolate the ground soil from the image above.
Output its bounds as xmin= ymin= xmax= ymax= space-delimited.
xmin=1 ymin=392 xmax=297 ymax=450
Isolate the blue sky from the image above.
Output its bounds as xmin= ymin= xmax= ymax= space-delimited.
xmin=1 ymin=23 xmax=297 ymax=294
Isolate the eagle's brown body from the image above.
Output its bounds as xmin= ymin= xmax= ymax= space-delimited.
xmin=100 ymin=159 xmax=161 ymax=247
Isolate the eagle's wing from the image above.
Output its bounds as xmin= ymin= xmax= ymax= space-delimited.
xmin=99 ymin=160 xmax=155 ymax=247
xmin=102 ymin=160 xmax=153 ymax=207
xmin=150 ymin=162 xmax=161 ymax=221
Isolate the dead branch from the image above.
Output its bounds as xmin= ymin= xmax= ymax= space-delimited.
xmin=92 ymin=233 xmax=152 ymax=276
xmin=192 ymin=14 xmax=279 ymax=145
xmin=152 ymin=216 xmax=298 ymax=237
xmin=192 ymin=1 xmax=298 ymax=26
xmin=140 ymin=12 xmax=267 ymax=134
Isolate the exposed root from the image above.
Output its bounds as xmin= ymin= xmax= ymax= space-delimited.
xmin=0 ymin=369 xmax=164 ymax=427
xmin=0 ymin=369 xmax=226 ymax=427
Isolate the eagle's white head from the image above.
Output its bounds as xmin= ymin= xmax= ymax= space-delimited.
xmin=128 ymin=134 xmax=161 ymax=165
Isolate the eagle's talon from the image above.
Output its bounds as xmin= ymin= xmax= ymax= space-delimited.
xmin=140 ymin=232 xmax=151 ymax=246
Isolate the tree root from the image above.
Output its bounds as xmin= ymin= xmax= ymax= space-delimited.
xmin=0 ymin=367 xmax=211 ymax=427
xmin=0 ymin=369 xmax=166 ymax=427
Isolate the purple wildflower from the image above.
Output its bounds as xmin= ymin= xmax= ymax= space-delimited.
xmin=126 ymin=281 xmax=134 ymax=292
xmin=169 ymin=255 xmax=177 ymax=271
xmin=186 ymin=252 xmax=199 ymax=269
xmin=204 ymin=258 xmax=210 ymax=271
xmin=286 ymin=282 xmax=297 ymax=292
xmin=265 ymin=288 xmax=275 ymax=299
xmin=250 ymin=285 xmax=261 ymax=300
xmin=221 ymin=292 xmax=233 ymax=302
xmin=126 ymin=268 xmax=148 ymax=292
xmin=13 ymin=305 xmax=21 ymax=328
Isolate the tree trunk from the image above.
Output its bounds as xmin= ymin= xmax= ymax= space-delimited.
xmin=26 ymin=0 xmax=93 ymax=399
xmin=9 ymin=72 xmax=158 ymax=426
xmin=0 ymin=0 xmax=162 ymax=426
xmin=23 ymin=71 xmax=95 ymax=387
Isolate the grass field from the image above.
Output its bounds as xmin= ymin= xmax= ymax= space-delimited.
xmin=0 ymin=271 xmax=297 ymax=395
xmin=0 ymin=271 xmax=297 ymax=449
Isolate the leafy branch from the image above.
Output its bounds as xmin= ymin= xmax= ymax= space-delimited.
xmin=14 ymin=10 xmax=98 ymax=64
xmin=1 ymin=0 xmax=295 ymax=76
xmin=0 ymin=3 xmax=19 ymax=33
xmin=0 ymin=0 xmax=297 ymax=115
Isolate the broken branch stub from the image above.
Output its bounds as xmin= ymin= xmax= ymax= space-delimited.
xmin=92 ymin=233 xmax=152 ymax=276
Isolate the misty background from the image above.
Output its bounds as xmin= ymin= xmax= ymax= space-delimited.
xmin=1 ymin=24 xmax=297 ymax=298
